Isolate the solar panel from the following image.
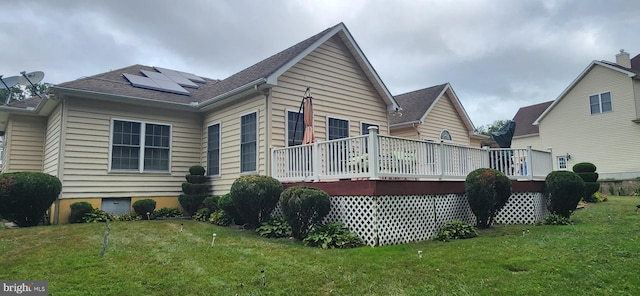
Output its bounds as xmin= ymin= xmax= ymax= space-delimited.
xmin=123 ymin=73 xmax=190 ymax=95
xmin=143 ymin=69 xmax=199 ymax=89
xmin=155 ymin=67 xmax=206 ymax=84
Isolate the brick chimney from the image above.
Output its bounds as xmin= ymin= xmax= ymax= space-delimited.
xmin=616 ymin=49 xmax=631 ymax=68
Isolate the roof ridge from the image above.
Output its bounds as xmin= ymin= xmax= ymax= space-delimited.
xmin=394 ymin=83 xmax=448 ymax=97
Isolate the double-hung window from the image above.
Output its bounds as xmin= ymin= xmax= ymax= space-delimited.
xmin=111 ymin=120 xmax=170 ymax=172
xmin=207 ymin=123 xmax=221 ymax=176
xmin=240 ymin=112 xmax=257 ymax=173
xmin=589 ymin=92 xmax=612 ymax=114
xmin=328 ymin=117 xmax=349 ymax=140
xmin=287 ymin=111 xmax=305 ymax=146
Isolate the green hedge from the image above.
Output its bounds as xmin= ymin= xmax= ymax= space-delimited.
xmin=280 ymin=186 xmax=330 ymax=239
xmin=464 ymin=168 xmax=512 ymax=228
xmin=0 ymin=172 xmax=62 ymax=227
xmin=69 ymin=202 xmax=94 ymax=223
xmin=189 ymin=165 xmax=206 ymax=176
xmin=230 ymin=175 xmax=283 ymax=228
xmin=572 ymin=162 xmax=596 ymax=173
xmin=132 ymin=199 xmax=157 ymax=218
xmin=546 ymin=171 xmax=585 ymax=218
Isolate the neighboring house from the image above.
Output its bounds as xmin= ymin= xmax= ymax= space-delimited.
xmin=0 ymin=22 xmax=400 ymax=223
xmin=530 ymin=50 xmax=640 ymax=179
xmin=511 ymin=100 xmax=553 ymax=149
xmin=389 ymin=83 xmax=485 ymax=146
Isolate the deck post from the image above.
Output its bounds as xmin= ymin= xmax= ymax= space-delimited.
xmin=270 ymin=148 xmax=276 ymax=178
xmin=313 ymin=142 xmax=320 ymax=182
xmin=368 ymin=127 xmax=380 ymax=180
xmin=526 ymin=146 xmax=533 ymax=180
xmin=439 ymin=141 xmax=445 ymax=180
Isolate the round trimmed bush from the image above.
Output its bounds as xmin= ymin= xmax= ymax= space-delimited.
xmin=280 ymin=186 xmax=331 ymax=239
xmin=178 ymin=194 xmax=206 ymax=216
xmin=545 ymin=171 xmax=585 ymax=217
xmin=0 ymin=172 xmax=62 ymax=227
xmin=572 ymin=162 xmax=596 ymax=173
xmin=230 ymin=175 xmax=283 ymax=228
xmin=203 ymin=195 xmax=220 ymax=212
xmin=181 ymin=183 xmax=209 ymax=195
xmin=575 ymin=172 xmax=598 ymax=182
xmin=69 ymin=202 xmax=94 ymax=223
xmin=465 ymin=168 xmax=512 ymax=228
xmin=186 ymin=174 xmax=209 ymax=184
xmin=189 ymin=165 xmax=206 ymax=176
xmin=132 ymin=199 xmax=157 ymax=218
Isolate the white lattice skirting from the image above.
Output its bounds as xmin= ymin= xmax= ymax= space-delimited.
xmin=314 ymin=192 xmax=548 ymax=246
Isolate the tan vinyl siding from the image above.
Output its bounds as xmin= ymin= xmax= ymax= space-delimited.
xmin=62 ymin=97 xmax=202 ymax=199
xmin=389 ymin=126 xmax=419 ymax=139
xmin=635 ymin=79 xmax=640 ymax=119
xmin=271 ymin=35 xmax=389 ymax=149
xmin=418 ymin=93 xmax=471 ymax=145
xmin=3 ymin=115 xmax=46 ymax=172
xmin=539 ymin=65 xmax=640 ymax=177
xmin=43 ymin=103 xmax=62 ymax=177
xmin=203 ymin=95 xmax=266 ymax=195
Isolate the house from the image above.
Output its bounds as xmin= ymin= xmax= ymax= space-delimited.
xmin=0 ymin=23 xmax=403 ymax=223
xmin=389 ymin=83 xmax=485 ymax=146
xmin=511 ymin=100 xmax=553 ymax=149
xmin=527 ymin=50 xmax=640 ymax=179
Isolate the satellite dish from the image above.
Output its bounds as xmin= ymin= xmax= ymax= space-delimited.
xmin=18 ymin=71 xmax=45 ymax=86
xmin=0 ymin=75 xmax=20 ymax=89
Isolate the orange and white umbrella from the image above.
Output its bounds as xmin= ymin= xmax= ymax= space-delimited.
xmin=302 ymin=97 xmax=315 ymax=144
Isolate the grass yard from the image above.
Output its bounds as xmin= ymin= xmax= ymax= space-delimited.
xmin=1 ymin=196 xmax=640 ymax=295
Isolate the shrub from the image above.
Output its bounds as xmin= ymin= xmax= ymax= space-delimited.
xmin=545 ymin=171 xmax=585 ymax=218
xmin=194 ymin=208 xmax=211 ymax=222
xmin=83 ymin=208 xmax=113 ymax=223
xmin=113 ymin=212 xmax=141 ymax=221
xmin=181 ymin=183 xmax=209 ymax=195
xmin=572 ymin=162 xmax=600 ymax=202
xmin=132 ymin=199 xmax=157 ymax=218
xmin=572 ymin=162 xmax=597 ymax=173
xmin=186 ymin=174 xmax=209 ymax=184
xmin=279 ymin=186 xmax=330 ymax=239
xmin=434 ymin=220 xmax=478 ymax=242
xmin=202 ymin=195 xmax=220 ymax=212
xmin=536 ymin=213 xmax=572 ymax=226
xmin=256 ymin=217 xmax=292 ymax=238
xmin=189 ymin=165 xmax=206 ymax=176
xmin=592 ymin=191 xmax=608 ymax=202
xmin=69 ymin=202 xmax=94 ymax=224
xmin=465 ymin=168 xmax=512 ymax=228
xmin=178 ymin=194 xmax=206 ymax=216
xmin=0 ymin=172 xmax=62 ymax=227
xmin=218 ymin=193 xmax=244 ymax=225
xmin=209 ymin=210 xmax=233 ymax=226
xmin=230 ymin=175 xmax=283 ymax=228
xmin=303 ymin=223 xmax=364 ymax=249
xmin=153 ymin=207 xmax=183 ymax=218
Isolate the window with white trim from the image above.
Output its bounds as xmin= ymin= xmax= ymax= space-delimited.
xmin=111 ymin=120 xmax=170 ymax=172
xmin=440 ymin=130 xmax=452 ymax=141
xmin=589 ymin=92 xmax=612 ymax=114
xmin=240 ymin=112 xmax=257 ymax=173
xmin=328 ymin=117 xmax=349 ymax=140
xmin=361 ymin=122 xmax=379 ymax=135
xmin=287 ymin=111 xmax=305 ymax=146
xmin=557 ymin=156 xmax=567 ymax=170
xmin=207 ymin=123 xmax=220 ymax=176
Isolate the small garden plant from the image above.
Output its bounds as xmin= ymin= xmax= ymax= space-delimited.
xmin=303 ymin=222 xmax=364 ymax=249
xmin=434 ymin=220 xmax=478 ymax=242
xmin=256 ymin=217 xmax=292 ymax=238
xmin=465 ymin=168 xmax=512 ymax=228
xmin=132 ymin=199 xmax=157 ymax=218
xmin=69 ymin=202 xmax=94 ymax=223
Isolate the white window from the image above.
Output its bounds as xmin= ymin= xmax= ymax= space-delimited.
xmin=361 ymin=122 xmax=379 ymax=135
xmin=328 ymin=117 xmax=349 ymax=140
xmin=589 ymin=92 xmax=612 ymax=114
xmin=240 ymin=112 xmax=257 ymax=173
xmin=440 ymin=130 xmax=452 ymax=141
xmin=207 ymin=123 xmax=220 ymax=176
xmin=557 ymin=156 xmax=568 ymax=170
xmin=286 ymin=110 xmax=305 ymax=146
xmin=110 ymin=119 xmax=171 ymax=172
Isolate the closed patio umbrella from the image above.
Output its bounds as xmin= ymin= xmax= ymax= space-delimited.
xmin=302 ymin=96 xmax=315 ymax=144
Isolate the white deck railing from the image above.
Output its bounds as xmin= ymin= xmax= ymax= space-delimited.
xmin=271 ymin=128 xmax=553 ymax=182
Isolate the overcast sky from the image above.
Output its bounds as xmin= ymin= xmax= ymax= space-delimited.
xmin=3 ymin=0 xmax=640 ymax=127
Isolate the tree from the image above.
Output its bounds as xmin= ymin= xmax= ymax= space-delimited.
xmin=0 ymin=83 xmax=50 ymax=104
xmin=474 ymin=119 xmax=508 ymax=137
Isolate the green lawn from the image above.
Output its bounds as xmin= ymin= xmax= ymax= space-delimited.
xmin=1 ymin=197 xmax=639 ymax=296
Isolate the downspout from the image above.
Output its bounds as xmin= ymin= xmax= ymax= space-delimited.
xmin=263 ymin=87 xmax=272 ymax=176
xmin=53 ymin=97 xmax=66 ymax=224
xmin=413 ymin=122 xmax=421 ymax=139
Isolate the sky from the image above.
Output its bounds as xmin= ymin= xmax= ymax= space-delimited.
xmin=2 ymin=0 xmax=640 ymax=127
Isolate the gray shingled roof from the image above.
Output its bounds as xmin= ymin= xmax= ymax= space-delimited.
xmin=390 ymin=84 xmax=447 ymax=125
xmin=53 ymin=24 xmax=338 ymax=106
xmin=7 ymin=96 xmax=42 ymax=108
xmin=512 ymin=100 xmax=553 ymax=137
